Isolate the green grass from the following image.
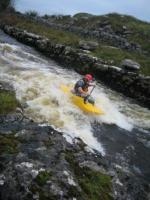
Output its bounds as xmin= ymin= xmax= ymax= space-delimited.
xmin=53 ymin=12 xmax=150 ymax=54
xmin=35 ymin=171 xmax=52 ymax=186
xmin=65 ymin=151 xmax=113 ymax=200
xmin=17 ymin=17 xmax=150 ymax=76
xmin=0 ymin=134 xmax=19 ymax=154
xmin=77 ymin=167 xmax=113 ymax=200
xmin=0 ymin=90 xmax=19 ymax=114
xmin=1 ymin=13 xmax=150 ymax=76
xmin=30 ymin=171 xmax=58 ymax=200
xmin=14 ymin=16 xmax=80 ymax=47
xmin=92 ymin=46 xmax=150 ymax=76
xmin=70 ymin=13 xmax=150 ymax=54
xmin=0 ymin=13 xmax=80 ymax=47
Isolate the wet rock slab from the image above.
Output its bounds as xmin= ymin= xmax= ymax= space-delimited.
xmin=0 ymin=120 xmax=113 ymax=199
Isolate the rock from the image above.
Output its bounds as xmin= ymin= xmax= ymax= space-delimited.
xmin=79 ymin=40 xmax=99 ymax=51
xmin=25 ymin=14 xmax=143 ymax=52
xmin=0 ymin=175 xmax=6 ymax=186
xmin=99 ymin=20 xmax=110 ymax=27
xmin=121 ymin=59 xmax=141 ymax=71
xmin=36 ymin=39 xmax=49 ymax=51
xmin=1 ymin=26 xmax=150 ymax=199
xmin=0 ymin=117 xmax=114 ymax=200
xmin=0 ymin=81 xmax=13 ymax=91
xmin=79 ymin=161 xmax=107 ymax=173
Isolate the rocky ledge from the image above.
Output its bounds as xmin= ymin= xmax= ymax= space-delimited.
xmin=27 ymin=15 xmax=142 ymax=53
xmin=1 ymin=25 xmax=150 ymax=109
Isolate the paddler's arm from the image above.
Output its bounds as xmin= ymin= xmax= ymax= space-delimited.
xmin=78 ymin=87 xmax=89 ymax=95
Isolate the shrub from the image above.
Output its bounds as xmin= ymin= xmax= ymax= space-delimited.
xmin=25 ymin=10 xmax=38 ymax=18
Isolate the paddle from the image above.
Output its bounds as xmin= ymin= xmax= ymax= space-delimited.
xmin=84 ymin=85 xmax=95 ymax=104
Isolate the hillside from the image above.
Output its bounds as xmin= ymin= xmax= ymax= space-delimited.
xmin=48 ymin=12 xmax=150 ymax=53
xmin=1 ymin=11 xmax=150 ymax=76
xmin=41 ymin=12 xmax=150 ymax=75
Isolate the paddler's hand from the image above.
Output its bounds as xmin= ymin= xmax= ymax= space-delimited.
xmin=89 ymin=82 xmax=96 ymax=87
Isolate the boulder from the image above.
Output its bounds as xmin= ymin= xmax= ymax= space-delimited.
xmin=121 ymin=59 xmax=140 ymax=71
xmin=79 ymin=40 xmax=99 ymax=51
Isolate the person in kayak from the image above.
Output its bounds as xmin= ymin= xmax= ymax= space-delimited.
xmin=73 ymin=74 xmax=95 ymax=105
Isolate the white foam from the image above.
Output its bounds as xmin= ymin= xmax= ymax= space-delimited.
xmin=0 ymin=42 xmax=150 ymax=156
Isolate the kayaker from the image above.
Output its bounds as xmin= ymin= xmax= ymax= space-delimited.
xmin=73 ymin=74 xmax=95 ymax=105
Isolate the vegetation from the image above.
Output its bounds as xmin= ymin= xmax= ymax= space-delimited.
xmin=30 ymin=184 xmax=58 ymax=200
xmin=35 ymin=171 xmax=52 ymax=186
xmin=1 ymin=14 xmax=80 ymax=47
xmin=0 ymin=133 xmax=19 ymax=154
xmin=54 ymin=12 xmax=150 ymax=55
xmin=48 ymin=12 xmax=150 ymax=75
xmin=1 ymin=12 xmax=150 ymax=75
xmin=104 ymin=13 xmax=150 ymax=54
xmin=73 ymin=13 xmax=94 ymax=18
xmin=0 ymin=90 xmax=19 ymax=114
xmin=17 ymin=22 xmax=79 ymax=47
xmin=25 ymin=10 xmax=39 ymax=18
xmin=92 ymin=46 xmax=150 ymax=75
xmin=65 ymin=151 xmax=113 ymax=200
xmin=0 ymin=0 xmax=14 ymax=12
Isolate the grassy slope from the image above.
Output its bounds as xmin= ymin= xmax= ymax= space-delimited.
xmin=54 ymin=13 xmax=150 ymax=75
xmin=56 ymin=13 xmax=150 ymax=53
xmin=1 ymin=12 xmax=150 ymax=76
xmin=0 ymin=13 xmax=80 ymax=47
xmin=92 ymin=46 xmax=150 ymax=75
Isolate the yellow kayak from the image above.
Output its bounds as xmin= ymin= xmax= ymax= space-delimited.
xmin=60 ymin=85 xmax=104 ymax=115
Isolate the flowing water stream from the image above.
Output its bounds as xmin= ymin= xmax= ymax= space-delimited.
xmin=0 ymin=30 xmax=150 ymax=181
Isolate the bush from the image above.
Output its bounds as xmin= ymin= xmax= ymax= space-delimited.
xmin=0 ymin=0 xmax=14 ymax=12
xmin=25 ymin=10 xmax=38 ymax=18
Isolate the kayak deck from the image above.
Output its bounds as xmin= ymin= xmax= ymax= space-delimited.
xmin=60 ymin=85 xmax=104 ymax=115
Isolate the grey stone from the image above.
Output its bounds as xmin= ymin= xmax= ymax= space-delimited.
xmin=79 ymin=40 xmax=99 ymax=51
xmin=121 ymin=59 xmax=141 ymax=71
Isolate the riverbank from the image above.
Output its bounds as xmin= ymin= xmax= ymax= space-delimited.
xmin=1 ymin=24 xmax=150 ymax=109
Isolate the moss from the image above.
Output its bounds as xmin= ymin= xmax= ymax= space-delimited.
xmin=65 ymin=151 xmax=113 ymax=200
xmin=35 ymin=171 xmax=52 ymax=186
xmin=59 ymin=179 xmax=82 ymax=199
xmin=30 ymin=184 xmax=58 ymax=200
xmin=67 ymin=185 xmax=82 ymax=198
xmin=43 ymin=138 xmax=54 ymax=148
xmin=0 ymin=133 xmax=19 ymax=154
xmin=78 ymin=167 xmax=113 ymax=200
xmin=0 ymin=90 xmax=19 ymax=114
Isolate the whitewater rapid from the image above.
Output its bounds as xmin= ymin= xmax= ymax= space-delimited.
xmin=0 ymin=41 xmax=150 ymax=155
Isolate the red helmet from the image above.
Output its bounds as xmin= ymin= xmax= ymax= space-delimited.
xmin=85 ymin=74 xmax=93 ymax=81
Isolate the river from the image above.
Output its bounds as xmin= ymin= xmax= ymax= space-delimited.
xmin=0 ymin=30 xmax=150 ymax=183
